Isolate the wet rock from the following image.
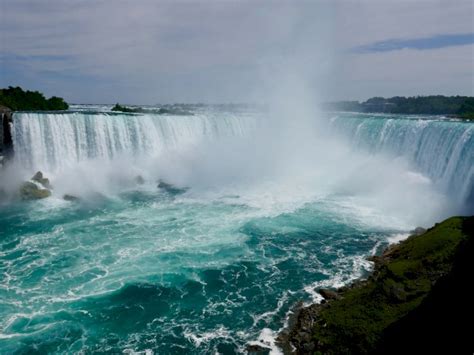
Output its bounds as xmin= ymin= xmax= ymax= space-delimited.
xmin=19 ymin=181 xmax=51 ymax=200
xmin=246 ymin=343 xmax=271 ymax=355
xmin=157 ymin=180 xmax=188 ymax=194
xmin=1 ymin=105 xmax=13 ymax=159
xmin=63 ymin=194 xmax=80 ymax=202
xmin=319 ymin=288 xmax=339 ymax=300
xmin=31 ymin=171 xmax=52 ymax=189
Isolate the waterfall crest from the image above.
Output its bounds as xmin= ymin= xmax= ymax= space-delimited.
xmin=11 ymin=111 xmax=473 ymax=209
xmin=330 ymin=114 xmax=473 ymax=207
xmin=12 ymin=111 xmax=257 ymax=172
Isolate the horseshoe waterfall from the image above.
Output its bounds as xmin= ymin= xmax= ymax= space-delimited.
xmin=1 ymin=106 xmax=473 ymax=354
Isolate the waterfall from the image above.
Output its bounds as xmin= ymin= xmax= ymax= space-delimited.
xmin=11 ymin=111 xmax=258 ymax=172
xmin=330 ymin=114 xmax=474 ymax=208
xmin=10 ymin=110 xmax=474 ymax=209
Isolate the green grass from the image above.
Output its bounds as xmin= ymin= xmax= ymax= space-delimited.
xmin=309 ymin=216 xmax=469 ymax=354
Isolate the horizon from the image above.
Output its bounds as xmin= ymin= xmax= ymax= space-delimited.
xmin=50 ymin=93 xmax=474 ymax=107
xmin=3 ymin=84 xmax=473 ymax=107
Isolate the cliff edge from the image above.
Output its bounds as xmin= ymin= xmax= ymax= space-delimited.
xmin=278 ymin=216 xmax=474 ymax=354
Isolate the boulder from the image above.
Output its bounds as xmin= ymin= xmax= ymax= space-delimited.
xmin=157 ymin=180 xmax=188 ymax=194
xmin=319 ymin=288 xmax=339 ymax=300
xmin=246 ymin=344 xmax=271 ymax=355
xmin=1 ymin=105 xmax=13 ymax=158
xmin=31 ymin=171 xmax=52 ymax=189
xmin=20 ymin=181 xmax=51 ymax=200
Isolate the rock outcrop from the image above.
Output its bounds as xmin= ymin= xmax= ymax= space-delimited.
xmin=19 ymin=171 xmax=52 ymax=200
xmin=63 ymin=194 xmax=80 ymax=202
xmin=0 ymin=105 xmax=13 ymax=167
xmin=31 ymin=171 xmax=52 ymax=189
xmin=318 ymin=288 xmax=339 ymax=301
xmin=19 ymin=181 xmax=51 ymax=200
xmin=246 ymin=344 xmax=271 ymax=355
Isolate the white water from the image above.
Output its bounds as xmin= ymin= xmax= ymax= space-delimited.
xmin=7 ymin=109 xmax=474 ymax=228
xmin=11 ymin=111 xmax=258 ymax=172
xmin=330 ymin=113 xmax=474 ymax=210
xmin=2 ymin=108 xmax=473 ymax=354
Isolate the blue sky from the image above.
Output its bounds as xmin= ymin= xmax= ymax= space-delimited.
xmin=0 ymin=1 xmax=473 ymax=104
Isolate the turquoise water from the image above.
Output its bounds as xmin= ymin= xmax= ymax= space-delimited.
xmin=1 ymin=107 xmax=472 ymax=353
xmin=0 ymin=188 xmax=389 ymax=354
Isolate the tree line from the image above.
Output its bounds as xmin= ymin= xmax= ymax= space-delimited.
xmin=323 ymin=95 xmax=474 ymax=119
xmin=0 ymin=86 xmax=69 ymax=111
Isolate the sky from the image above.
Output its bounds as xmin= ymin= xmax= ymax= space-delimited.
xmin=0 ymin=0 xmax=473 ymax=104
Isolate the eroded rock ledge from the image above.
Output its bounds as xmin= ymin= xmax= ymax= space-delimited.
xmin=278 ymin=216 xmax=474 ymax=354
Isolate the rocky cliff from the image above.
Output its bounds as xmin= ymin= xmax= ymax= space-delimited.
xmin=279 ymin=216 xmax=474 ymax=354
xmin=0 ymin=105 xmax=13 ymax=168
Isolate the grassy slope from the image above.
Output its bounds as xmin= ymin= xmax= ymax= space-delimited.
xmin=286 ymin=216 xmax=473 ymax=354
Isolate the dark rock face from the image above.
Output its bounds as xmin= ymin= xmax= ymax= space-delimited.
xmin=63 ymin=194 xmax=80 ymax=202
xmin=0 ymin=105 xmax=13 ymax=164
xmin=246 ymin=344 xmax=271 ymax=355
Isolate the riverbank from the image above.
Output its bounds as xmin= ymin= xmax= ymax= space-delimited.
xmin=322 ymin=95 xmax=474 ymax=119
xmin=278 ymin=216 xmax=474 ymax=354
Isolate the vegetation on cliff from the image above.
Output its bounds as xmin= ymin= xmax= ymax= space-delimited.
xmin=281 ymin=216 xmax=474 ymax=354
xmin=0 ymin=86 xmax=69 ymax=111
xmin=323 ymin=95 xmax=474 ymax=118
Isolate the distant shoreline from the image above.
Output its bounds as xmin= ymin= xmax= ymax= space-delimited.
xmin=321 ymin=95 xmax=474 ymax=119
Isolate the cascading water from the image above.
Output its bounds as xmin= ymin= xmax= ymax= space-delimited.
xmin=11 ymin=110 xmax=258 ymax=172
xmin=1 ymin=106 xmax=473 ymax=354
xmin=329 ymin=113 xmax=474 ymax=210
